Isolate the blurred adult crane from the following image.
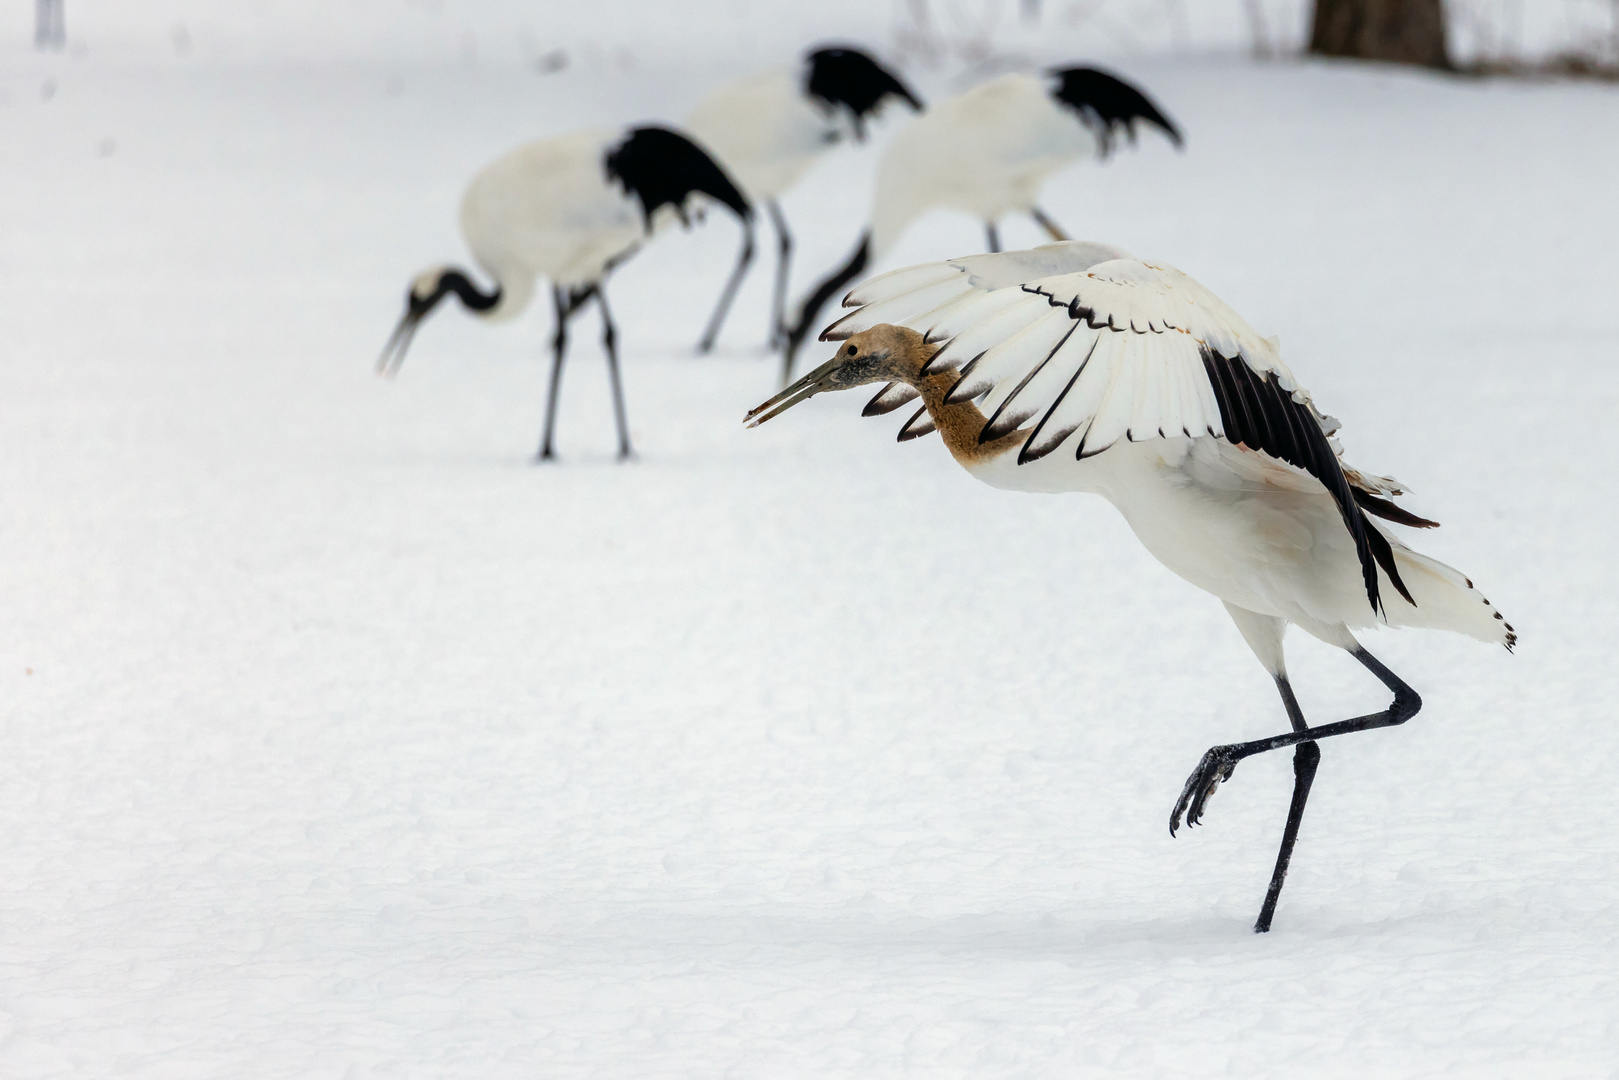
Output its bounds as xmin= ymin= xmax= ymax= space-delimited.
xmin=685 ymin=45 xmax=921 ymax=352
xmin=379 ymin=125 xmax=751 ymax=461
xmin=779 ymin=67 xmax=1181 ymax=383
xmin=748 ymin=241 xmax=1514 ymax=932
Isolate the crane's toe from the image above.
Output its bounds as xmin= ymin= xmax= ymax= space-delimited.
xmin=1170 ymin=746 xmax=1239 ymax=835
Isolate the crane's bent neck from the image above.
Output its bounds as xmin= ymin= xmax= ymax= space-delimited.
xmin=472 ymin=264 xmax=534 ymax=322
xmin=442 ymin=268 xmax=502 ymax=313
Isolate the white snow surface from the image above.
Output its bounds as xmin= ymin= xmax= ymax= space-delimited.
xmin=3 ymin=44 xmax=1619 ymax=1080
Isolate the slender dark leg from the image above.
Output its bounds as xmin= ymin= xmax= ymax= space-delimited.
xmin=696 ymin=220 xmax=756 ymax=354
xmin=766 ymin=200 xmax=793 ymax=349
xmin=1031 ymin=206 xmax=1069 ymax=242
xmin=1170 ymin=647 xmax=1422 ymax=927
xmin=1254 ymin=676 xmax=1320 ymax=933
xmin=1173 ymin=647 xmax=1419 ymax=833
xmin=596 ymin=288 xmax=633 ymax=461
xmin=537 ymin=286 xmax=572 ymax=462
xmin=985 ymin=221 xmax=1001 ymax=253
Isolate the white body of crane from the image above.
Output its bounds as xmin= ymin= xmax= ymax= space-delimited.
xmin=869 ymin=73 xmax=1096 ymax=254
xmin=381 ymin=124 xmax=752 ymax=460
xmin=751 ymin=240 xmax=1513 ymax=931
xmin=686 ymin=68 xmax=852 ymax=202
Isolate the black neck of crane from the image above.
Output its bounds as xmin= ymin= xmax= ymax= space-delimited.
xmin=603 ymin=125 xmax=752 ymax=234
xmin=804 ymin=46 xmax=923 ymax=140
xmin=783 ymin=232 xmax=871 ymax=370
xmin=1048 ymin=66 xmax=1183 ymax=157
xmin=414 ymin=268 xmax=501 ymax=317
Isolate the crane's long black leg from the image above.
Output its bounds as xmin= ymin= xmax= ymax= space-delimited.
xmin=985 ymin=221 xmax=1001 ymax=253
xmin=767 ymin=200 xmax=793 ymax=349
xmin=596 ymin=287 xmax=633 ymax=461
xmin=696 ymin=219 xmax=756 ymax=354
xmin=1170 ymin=646 xmax=1422 ymax=915
xmin=1031 ymin=206 xmax=1069 ymax=242
xmin=537 ymin=285 xmax=572 ymax=462
xmin=1254 ymin=676 xmax=1320 ymax=933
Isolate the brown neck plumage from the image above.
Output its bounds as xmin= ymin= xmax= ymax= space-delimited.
xmin=901 ymin=342 xmax=1027 ymax=467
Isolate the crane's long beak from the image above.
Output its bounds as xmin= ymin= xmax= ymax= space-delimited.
xmin=376 ymin=308 xmax=422 ymax=378
xmin=744 ymin=358 xmax=842 ymax=428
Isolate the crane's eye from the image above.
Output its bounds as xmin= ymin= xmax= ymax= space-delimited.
xmin=846 ymin=344 xmax=857 ymax=356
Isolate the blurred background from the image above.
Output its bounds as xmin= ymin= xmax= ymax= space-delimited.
xmin=3 ymin=3 xmax=1618 ymax=1078
xmin=9 ymin=0 xmax=1619 ymax=67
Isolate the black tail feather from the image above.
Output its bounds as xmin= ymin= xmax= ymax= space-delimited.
xmin=1352 ymin=489 xmax=1440 ymax=529
xmin=1049 ymin=66 xmax=1183 ymax=155
xmin=1364 ymin=518 xmax=1416 ymax=606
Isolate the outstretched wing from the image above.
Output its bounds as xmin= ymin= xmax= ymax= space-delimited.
xmin=824 ymin=242 xmax=1406 ymax=616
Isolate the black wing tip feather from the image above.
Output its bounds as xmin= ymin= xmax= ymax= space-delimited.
xmin=896 ymin=403 xmax=936 ymax=442
xmin=862 ymin=382 xmax=919 ymax=417
xmin=1199 ymin=347 xmax=1409 ymax=615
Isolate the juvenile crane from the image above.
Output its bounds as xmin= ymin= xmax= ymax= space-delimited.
xmin=747 ymin=241 xmax=1513 ymax=932
xmin=781 ymin=66 xmax=1180 ymax=383
xmin=686 ymin=45 xmax=922 ymax=351
xmin=379 ymin=125 xmax=751 ymax=460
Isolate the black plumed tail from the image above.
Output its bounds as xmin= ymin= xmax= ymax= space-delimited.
xmin=1049 ymin=66 xmax=1183 ymax=155
xmin=806 ymin=47 xmax=923 ymax=139
xmin=604 ymin=125 xmax=752 ymax=232
xmin=1352 ymin=488 xmax=1439 ymax=529
xmin=1200 ymin=348 xmax=1401 ymax=616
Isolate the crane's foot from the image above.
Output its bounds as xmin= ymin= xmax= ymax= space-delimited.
xmin=1170 ymin=745 xmax=1240 ymax=835
xmin=535 ymin=448 xmax=559 ymax=465
xmin=616 ymin=448 xmax=636 ymax=463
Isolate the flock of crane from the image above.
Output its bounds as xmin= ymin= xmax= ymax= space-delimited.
xmin=378 ymin=47 xmax=1513 ymax=933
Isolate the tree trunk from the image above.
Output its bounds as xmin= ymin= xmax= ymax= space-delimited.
xmin=35 ymin=0 xmax=65 ymax=51
xmin=1310 ymin=0 xmax=1450 ymax=69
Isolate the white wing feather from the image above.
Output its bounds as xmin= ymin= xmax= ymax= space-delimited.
xmin=831 ymin=242 xmax=1309 ymax=461
xmin=829 ymin=241 xmax=1456 ymax=624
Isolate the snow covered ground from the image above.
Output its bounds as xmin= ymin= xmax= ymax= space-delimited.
xmin=3 ymin=32 xmax=1619 ymax=1080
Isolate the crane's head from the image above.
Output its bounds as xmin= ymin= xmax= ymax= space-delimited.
xmin=746 ymin=324 xmax=928 ymax=427
xmin=376 ymin=265 xmax=502 ymax=377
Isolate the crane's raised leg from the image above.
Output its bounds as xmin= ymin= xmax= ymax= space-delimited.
xmin=1031 ymin=207 xmax=1069 ymax=242
xmin=985 ymin=221 xmax=1001 ymax=253
xmin=596 ymin=287 xmax=634 ymax=461
xmin=538 ymin=285 xmax=575 ymax=462
xmin=767 ymin=200 xmax=793 ymax=350
xmin=696 ymin=219 xmax=756 ymax=354
xmin=1170 ymin=644 xmax=1421 ymax=931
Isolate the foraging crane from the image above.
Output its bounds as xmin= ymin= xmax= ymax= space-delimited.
xmin=747 ymin=241 xmax=1514 ymax=932
xmin=686 ymin=45 xmax=922 ymax=352
xmin=378 ymin=125 xmax=751 ymax=460
xmin=780 ymin=67 xmax=1181 ymax=384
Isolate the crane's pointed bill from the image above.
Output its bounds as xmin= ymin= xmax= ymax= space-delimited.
xmin=744 ymin=359 xmax=841 ymax=427
xmin=376 ymin=309 xmax=422 ymax=378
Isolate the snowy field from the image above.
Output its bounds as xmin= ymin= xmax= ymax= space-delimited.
xmin=5 ymin=21 xmax=1619 ymax=1080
